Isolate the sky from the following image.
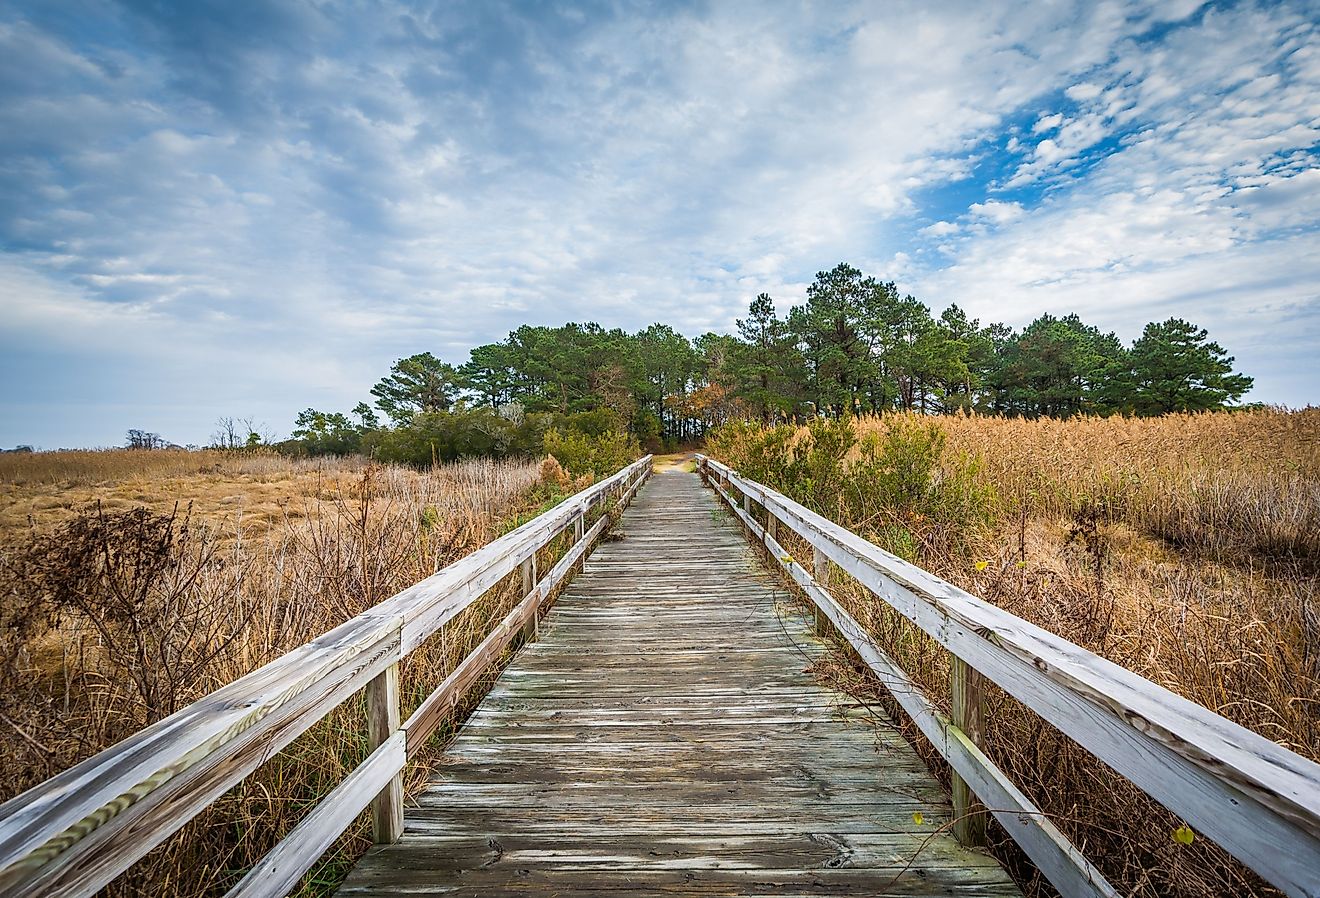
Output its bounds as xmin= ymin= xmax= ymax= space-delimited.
xmin=1 ymin=0 xmax=1318 ymax=448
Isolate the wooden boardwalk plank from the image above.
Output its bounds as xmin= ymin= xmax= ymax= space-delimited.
xmin=336 ymin=471 xmax=1021 ymax=897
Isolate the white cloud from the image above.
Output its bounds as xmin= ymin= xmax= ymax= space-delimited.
xmin=923 ymin=220 xmax=960 ymax=237
xmin=1065 ymin=82 xmax=1104 ymax=101
xmin=910 ymin=2 xmax=1320 ymax=406
xmin=1033 ymin=113 xmax=1064 ymax=133
xmin=1 ymin=0 xmax=1318 ymax=444
xmin=968 ymin=200 xmax=1026 ymax=225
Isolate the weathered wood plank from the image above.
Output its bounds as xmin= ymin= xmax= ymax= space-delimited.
xmin=700 ymin=455 xmax=1320 ymax=898
xmin=0 ymin=456 xmax=651 ymax=898
xmin=336 ymin=470 xmax=1021 ymax=898
xmin=401 ymin=512 xmax=613 ymax=755
xmin=225 ymin=732 xmax=406 ymax=898
xmin=365 ymin=664 xmax=402 ymax=844
xmin=949 ymin=656 xmax=986 ymax=849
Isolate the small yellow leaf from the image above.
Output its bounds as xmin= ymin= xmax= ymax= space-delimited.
xmin=780 ymin=554 xmax=792 ymax=564
xmin=1173 ymin=824 xmax=1194 ymax=846
xmin=1015 ymin=561 xmax=1027 ymax=569
xmin=912 ymin=812 xmax=924 ymax=826
xmin=974 ymin=560 xmax=989 ymax=571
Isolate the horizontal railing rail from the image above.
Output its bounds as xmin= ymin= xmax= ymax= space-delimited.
xmin=0 ymin=455 xmax=653 ymax=898
xmin=696 ymin=454 xmax=1320 ymax=898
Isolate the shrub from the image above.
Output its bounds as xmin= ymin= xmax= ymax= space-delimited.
xmin=708 ymin=409 xmax=1320 ymax=898
xmin=543 ymin=428 xmax=642 ymax=478
xmin=707 ymin=414 xmax=994 ymax=562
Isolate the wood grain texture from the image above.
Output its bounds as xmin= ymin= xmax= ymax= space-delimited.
xmin=949 ymin=657 xmax=986 ymax=849
xmin=0 ymin=456 xmax=651 ymax=898
xmin=699 ymin=455 xmax=1320 ymax=898
xmin=225 ymin=732 xmax=406 ymax=898
xmin=706 ymin=469 xmax=1116 ymax=898
xmin=401 ymin=512 xmax=613 ymax=756
xmin=336 ymin=471 xmax=1020 ymax=898
xmin=365 ymin=664 xmax=402 ymax=844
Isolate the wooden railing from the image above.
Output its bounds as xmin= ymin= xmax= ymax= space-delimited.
xmin=0 ymin=456 xmax=653 ymax=898
xmin=696 ymin=455 xmax=1320 ymax=898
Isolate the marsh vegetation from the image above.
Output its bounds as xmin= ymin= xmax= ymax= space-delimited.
xmin=708 ymin=406 xmax=1319 ymax=898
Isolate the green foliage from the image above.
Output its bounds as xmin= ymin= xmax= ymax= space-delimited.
xmin=705 ymin=420 xmax=796 ymax=487
xmin=1127 ymin=318 xmax=1253 ymax=415
xmin=543 ymin=427 xmax=642 ymax=478
xmin=367 ymin=408 xmax=527 ymax=466
xmin=707 ymin=416 xmax=996 ymax=562
xmin=289 ymin=408 xmax=367 ymax=456
xmin=286 ymin=262 xmax=1258 ymax=463
xmin=992 ymin=313 xmax=1128 ymax=417
xmin=370 ymin=352 xmax=459 ymax=424
xmin=782 ymin=416 xmax=857 ymax=513
xmin=730 ymin=293 xmax=802 ymax=422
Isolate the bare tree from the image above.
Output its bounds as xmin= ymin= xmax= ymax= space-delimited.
xmin=239 ymin=416 xmax=275 ymax=447
xmin=212 ymin=416 xmax=274 ymax=449
xmin=210 ymin=417 xmax=241 ymax=450
xmin=126 ymin=429 xmax=166 ymax=450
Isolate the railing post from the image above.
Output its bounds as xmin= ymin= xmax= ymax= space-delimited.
xmin=574 ymin=512 xmax=585 ymax=543
xmin=950 ymin=655 xmax=987 ymax=847
xmin=366 ymin=663 xmax=403 ymax=844
xmin=766 ymin=513 xmax=778 ymax=543
xmin=521 ymin=554 xmax=539 ymax=642
xmin=811 ymin=547 xmax=830 ymax=636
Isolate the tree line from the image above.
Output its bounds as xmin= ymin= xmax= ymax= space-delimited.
xmin=284 ymin=262 xmax=1253 ymax=462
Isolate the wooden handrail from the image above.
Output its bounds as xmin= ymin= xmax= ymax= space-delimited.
xmin=0 ymin=456 xmax=653 ymax=898
xmin=696 ymin=454 xmax=1320 ymax=898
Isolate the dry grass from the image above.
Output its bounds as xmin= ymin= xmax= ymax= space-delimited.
xmin=710 ymin=407 xmax=1319 ymax=898
xmin=0 ymin=449 xmax=565 ymax=897
xmin=926 ymin=408 xmax=1320 ymax=564
xmin=0 ymin=450 xmax=372 ymax=535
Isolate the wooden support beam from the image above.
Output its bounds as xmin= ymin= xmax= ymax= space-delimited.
xmin=365 ymin=663 xmax=402 ymax=844
xmin=224 ymin=732 xmax=405 ymax=898
xmin=950 ymin=655 xmax=987 ymax=848
xmin=812 ymin=547 xmax=830 ymax=636
xmin=520 ymin=556 xmax=539 ymax=643
xmin=697 ymin=454 xmax=1320 ymax=896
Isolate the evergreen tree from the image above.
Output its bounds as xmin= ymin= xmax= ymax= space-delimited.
xmin=292 ymin=408 xmax=364 ymax=455
xmin=937 ymin=305 xmax=995 ymax=412
xmin=997 ymin=314 xmax=1125 ymax=417
xmin=636 ymin=323 xmax=701 ymax=439
xmin=1127 ymin=318 xmax=1252 ymax=414
xmin=458 ymin=343 xmax=518 ymax=408
xmin=788 ymin=263 xmax=886 ymax=415
xmin=732 ymin=293 xmax=801 ymax=421
xmin=371 ymin=352 xmax=459 ymax=424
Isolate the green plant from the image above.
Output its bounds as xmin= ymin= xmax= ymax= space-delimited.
xmin=543 ymin=428 xmax=641 ymax=478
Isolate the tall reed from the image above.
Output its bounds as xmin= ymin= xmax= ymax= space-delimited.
xmin=709 ymin=407 xmax=1319 ymax=898
xmin=0 ymin=453 xmax=549 ymax=896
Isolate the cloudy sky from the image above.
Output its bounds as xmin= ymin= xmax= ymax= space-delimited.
xmin=2 ymin=0 xmax=1318 ymax=447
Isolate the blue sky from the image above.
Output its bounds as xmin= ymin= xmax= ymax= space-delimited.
xmin=2 ymin=0 xmax=1318 ymax=448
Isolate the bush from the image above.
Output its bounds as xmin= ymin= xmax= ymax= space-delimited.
xmin=543 ymin=428 xmax=642 ymax=478
xmin=367 ymin=409 xmax=517 ymax=465
xmin=706 ymin=414 xmax=994 ymax=562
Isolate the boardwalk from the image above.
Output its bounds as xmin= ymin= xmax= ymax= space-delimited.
xmin=4 ymin=460 xmax=1313 ymax=898
xmin=337 ymin=470 xmax=1021 ymax=896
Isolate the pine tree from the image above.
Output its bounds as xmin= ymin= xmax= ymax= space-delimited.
xmin=1128 ymin=318 xmax=1252 ymax=414
xmin=370 ymin=353 xmax=459 ymax=424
